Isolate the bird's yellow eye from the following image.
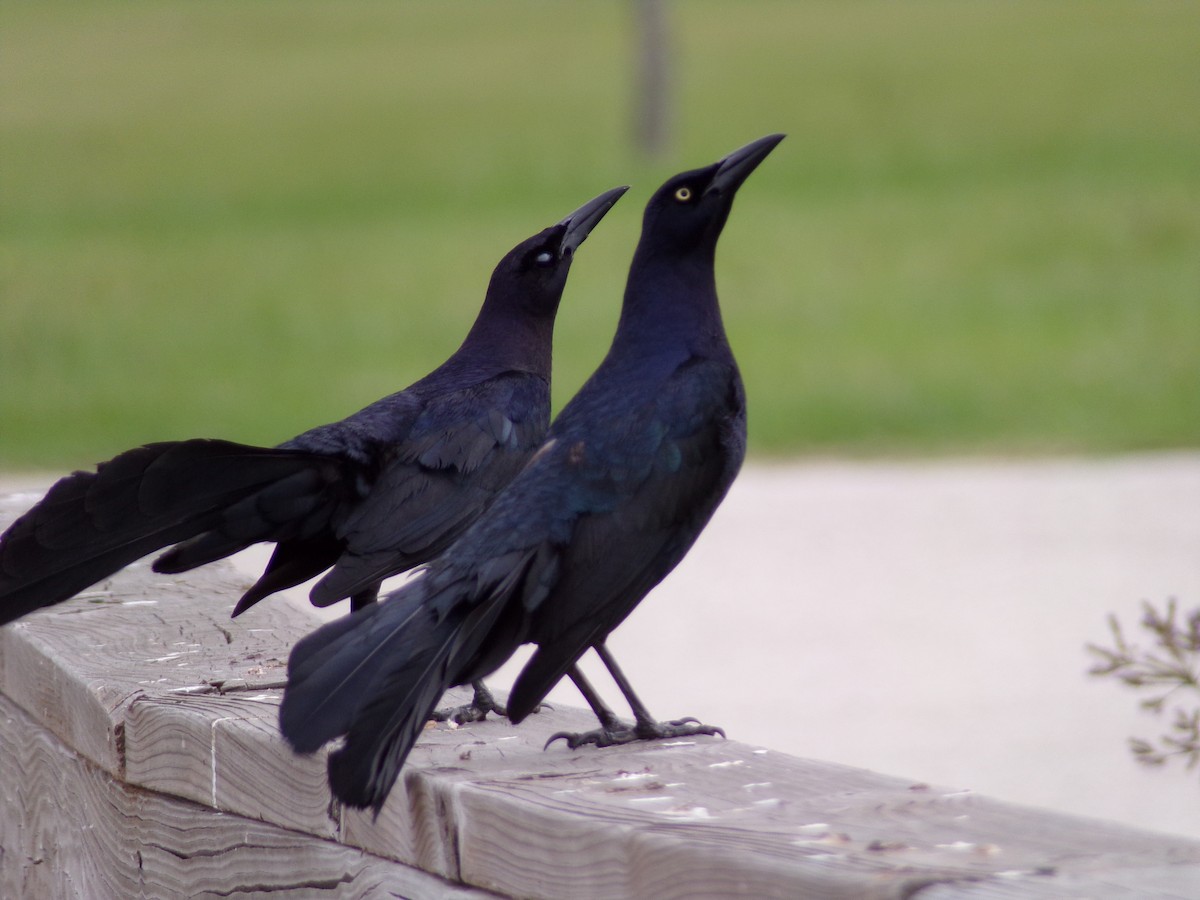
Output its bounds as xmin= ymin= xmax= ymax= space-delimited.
xmin=674 ymin=186 xmax=692 ymax=202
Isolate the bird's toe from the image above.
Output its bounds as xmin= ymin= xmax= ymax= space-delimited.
xmin=545 ymin=724 xmax=638 ymax=750
xmin=636 ymin=717 xmax=725 ymax=741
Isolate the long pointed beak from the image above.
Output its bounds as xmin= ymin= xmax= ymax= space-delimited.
xmin=706 ymin=133 xmax=786 ymax=197
xmin=558 ymin=185 xmax=630 ymax=254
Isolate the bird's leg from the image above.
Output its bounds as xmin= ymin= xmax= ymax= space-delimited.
xmin=544 ymin=665 xmax=625 ymax=748
xmin=546 ymin=643 xmax=724 ymax=750
xmin=597 ymin=642 xmax=724 ymax=741
xmin=431 ymin=680 xmax=510 ymax=725
xmin=570 ymin=665 xmax=623 ymax=725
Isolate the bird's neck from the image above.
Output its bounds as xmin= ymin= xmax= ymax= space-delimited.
xmin=613 ymin=248 xmax=728 ymax=360
xmin=455 ymin=304 xmax=555 ymax=381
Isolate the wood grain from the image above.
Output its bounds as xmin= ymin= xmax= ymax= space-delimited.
xmin=2 ymin=491 xmax=1199 ymax=898
xmin=0 ymin=693 xmax=497 ymax=899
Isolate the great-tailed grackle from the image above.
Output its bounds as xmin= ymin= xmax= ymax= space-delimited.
xmin=279 ymin=134 xmax=785 ymax=812
xmin=0 ymin=187 xmax=627 ymax=659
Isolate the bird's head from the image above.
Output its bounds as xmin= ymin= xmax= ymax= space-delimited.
xmin=491 ymin=186 xmax=629 ymax=315
xmin=638 ymin=133 xmax=785 ymax=259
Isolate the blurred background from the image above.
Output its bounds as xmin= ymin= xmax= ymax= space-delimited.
xmin=3 ymin=0 xmax=1197 ymax=466
xmin=3 ymin=0 xmax=1199 ymax=838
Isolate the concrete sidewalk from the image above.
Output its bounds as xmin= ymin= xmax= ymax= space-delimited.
xmin=5 ymin=454 xmax=1198 ymax=838
xmin=573 ymin=455 xmax=1200 ymax=841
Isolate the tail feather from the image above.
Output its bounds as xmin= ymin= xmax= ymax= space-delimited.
xmin=328 ymin=639 xmax=455 ymax=813
xmin=308 ymin=546 xmax=423 ymax=609
xmin=153 ymin=529 xmax=251 ymax=575
xmin=280 ymin=585 xmax=454 ymax=813
xmin=154 ymin=464 xmax=342 ymax=574
xmin=230 ymin=538 xmax=344 ymax=617
xmin=506 ymin=645 xmax=581 ymax=725
xmin=280 ymin=587 xmax=433 ymax=752
xmin=280 ymin=575 xmax=510 ymax=813
xmin=0 ymin=439 xmax=341 ymax=625
xmin=136 ymin=441 xmax=320 ymax=515
xmin=23 ymin=447 xmax=158 ymax=552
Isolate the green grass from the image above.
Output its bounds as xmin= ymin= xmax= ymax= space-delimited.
xmin=2 ymin=0 xmax=1198 ymax=468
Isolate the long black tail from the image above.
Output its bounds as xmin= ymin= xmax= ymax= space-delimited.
xmin=279 ymin=575 xmax=509 ymax=814
xmin=280 ymin=583 xmax=455 ymax=813
xmin=0 ymin=439 xmax=341 ymax=625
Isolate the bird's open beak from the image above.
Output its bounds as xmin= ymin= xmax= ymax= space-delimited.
xmin=705 ymin=133 xmax=786 ymax=197
xmin=558 ymin=185 xmax=630 ymax=255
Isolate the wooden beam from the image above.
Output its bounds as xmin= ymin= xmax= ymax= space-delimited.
xmin=2 ymin=492 xmax=1198 ymax=897
xmin=0 ymin=692 xmax=498 ymax=899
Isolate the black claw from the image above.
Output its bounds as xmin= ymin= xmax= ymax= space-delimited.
xmin=635 ymin=717 xmax=725 ymax=742
xmin=431 ymin=682 xmax=508 ymax=725
xmin=544 ymin=730 xmax=577 ymax=750
xmin=545 ymin=717 xmax=724 ymax=751
xmin=544 ymin=725 xmax=635 ymax=750
xmin=487 ymin=701 xmax=510 ymax=718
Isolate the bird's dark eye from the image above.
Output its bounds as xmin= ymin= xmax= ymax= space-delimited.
xmin=534 ymin=250 xmax=555 ymax=266
xmin=674 ymin=186 xmax=692 ymax=202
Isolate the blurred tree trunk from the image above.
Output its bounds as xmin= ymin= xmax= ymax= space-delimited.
xmin=632 ymin=0 xmax=670 ymax=159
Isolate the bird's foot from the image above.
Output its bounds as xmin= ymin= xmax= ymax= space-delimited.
xmin=431 ymin=682 xmax=508 ymax=725
xmin=545 ymin=716 xmax=725 ymax=750
xmin=431 ymin=700 xmax=496 ymax=725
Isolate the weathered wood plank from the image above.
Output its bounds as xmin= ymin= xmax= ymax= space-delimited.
xmin=410 ymin=739 xmax=1200 ymax=899
xmin=0 ymin=693 xmax=498 ymax=899
xmin=0 ymin=549 xmax=308 ymax=778
xmin=125 ymin=691 xmax=337 ymax=835
xmin=2 ymin=491 xmax=1199 ymax=899
xmin=918 ymin=865 xmax=1200 ymax=899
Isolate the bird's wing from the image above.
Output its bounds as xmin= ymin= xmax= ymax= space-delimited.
xmin=151 ymin=391 xmax=432 ymax=609
xmin=470 ymin=358 xmax=745 ymax=718
xmin=309 ymin=373 xmax=548 ymax=605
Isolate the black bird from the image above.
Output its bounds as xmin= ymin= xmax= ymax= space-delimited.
xmin=280 ymin=134 xmax=785 ymax=812
xmin=0 ymin=187 xmax=627 ymax=647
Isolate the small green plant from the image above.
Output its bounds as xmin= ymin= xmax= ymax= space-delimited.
xmin=1088 ymin=599 xmax=1200 ymax=773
